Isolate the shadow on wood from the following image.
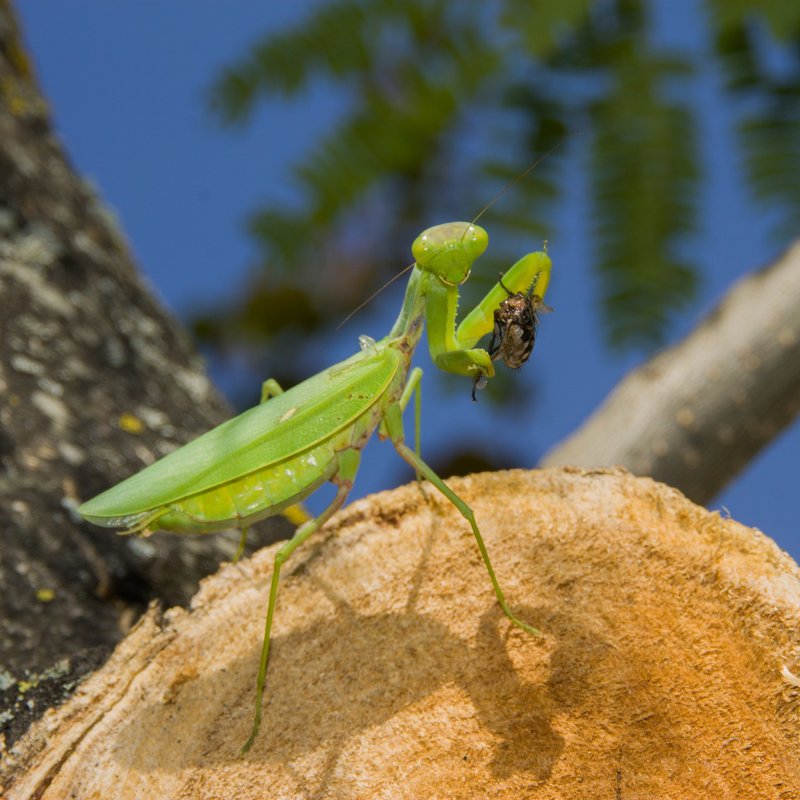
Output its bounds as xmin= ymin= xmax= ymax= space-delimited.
xmin=4 ymin=468 xmax=800 ymax=798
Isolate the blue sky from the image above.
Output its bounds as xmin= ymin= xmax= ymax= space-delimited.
xmin=16 ymin=3 xmax=799 ymax=559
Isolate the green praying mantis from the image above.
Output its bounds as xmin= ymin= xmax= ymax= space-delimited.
xmin=78 ymin=217 xmax=552 ymax=753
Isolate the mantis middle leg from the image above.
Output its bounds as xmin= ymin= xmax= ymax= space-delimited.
xmin=260 ymin=378 xmax=284 ymax=403
xmin=398 ymin=366 xmax=423 ymax=466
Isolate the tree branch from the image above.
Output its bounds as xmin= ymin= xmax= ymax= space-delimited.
xmin=542 ymin=240 xmax=800 ymax=503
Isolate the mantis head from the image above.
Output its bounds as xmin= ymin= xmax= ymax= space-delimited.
xmin=412 ymin=222 xmax=489 ymax=285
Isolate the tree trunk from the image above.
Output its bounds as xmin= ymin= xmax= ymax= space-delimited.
xmin=3 ymin=470 xmax=799 ymax=799
xmin=0 ymin=0 xmax=290 ymax=748
xmin=542 ymin=240 xmax=800 ymax=503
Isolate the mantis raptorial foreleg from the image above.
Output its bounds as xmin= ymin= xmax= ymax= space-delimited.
xmin=423 ymin=251 xmax=552 ymax=398
xmin=425 ymin=279 xmax=496 ymax=380
xmin=456 ymin=252 xmax=551 ymax=347
xmin=242 ymin=447 xmax=360 ymax=754
xmin=382 ymin=402 xmax=541 ymax=639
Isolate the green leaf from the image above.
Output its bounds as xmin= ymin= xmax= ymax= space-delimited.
xmin=590 ymin=44 xmax=699 ymax=348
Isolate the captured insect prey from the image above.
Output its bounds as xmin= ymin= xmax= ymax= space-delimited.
xmin=78 ymin=221 xmax=552 ymax=754
xmin=489 ymin=275 xmax=552 ymax=369
xmin=471 ymin=273 xmax=552 ymax=401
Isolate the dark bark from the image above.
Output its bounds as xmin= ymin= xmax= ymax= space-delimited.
xmin=0 ymin=1 xmax=290 ymax=748
xmin=542 ymin=240 xmax=800 ymax=503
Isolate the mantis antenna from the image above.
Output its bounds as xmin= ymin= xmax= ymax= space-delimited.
xmin=337 ymin=140 xmax=568 ymax=328
xmin=336 ymin=261 xmax=415 ymax=330
xmin=461 ymin=137 xmax=570 ymax=240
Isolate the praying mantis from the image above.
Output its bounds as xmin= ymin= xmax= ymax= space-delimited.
xmin=78 ymin=219 xmax=552 ymax=752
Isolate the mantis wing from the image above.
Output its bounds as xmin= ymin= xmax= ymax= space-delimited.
xmin=79 ymin=347 xmax=402 ymax=521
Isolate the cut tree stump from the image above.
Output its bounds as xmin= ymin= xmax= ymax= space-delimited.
xmin=3 ymin=468 xmax=800 ymax=799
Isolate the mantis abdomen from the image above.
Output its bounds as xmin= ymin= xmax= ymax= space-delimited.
xmin=156 ymin=413 xmax=384 ymax=533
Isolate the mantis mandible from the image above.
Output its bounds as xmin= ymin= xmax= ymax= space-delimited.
xmin=78 ymin=220 xmax=552 ymax=752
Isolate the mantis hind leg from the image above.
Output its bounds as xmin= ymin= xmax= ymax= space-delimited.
xmin=241 ymin=448 xmax=360 ymax=754
xmin=382 ymin=403 xmax=540 ymax=639
xmin=232 ymin=526 xmax=249 ymax=563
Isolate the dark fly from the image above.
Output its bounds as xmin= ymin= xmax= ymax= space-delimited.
xmin=489 ymin=274 xmax=551 ymax=368
xmin=471 ymin=273 xmax=551 ymax=401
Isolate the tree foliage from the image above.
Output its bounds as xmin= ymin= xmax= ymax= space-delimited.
xmin=199 ymin=0 xmax=800 ymax=389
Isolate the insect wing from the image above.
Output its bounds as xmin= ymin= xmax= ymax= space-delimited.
xmin=79 ymin=348 xmax=401 ymax=521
